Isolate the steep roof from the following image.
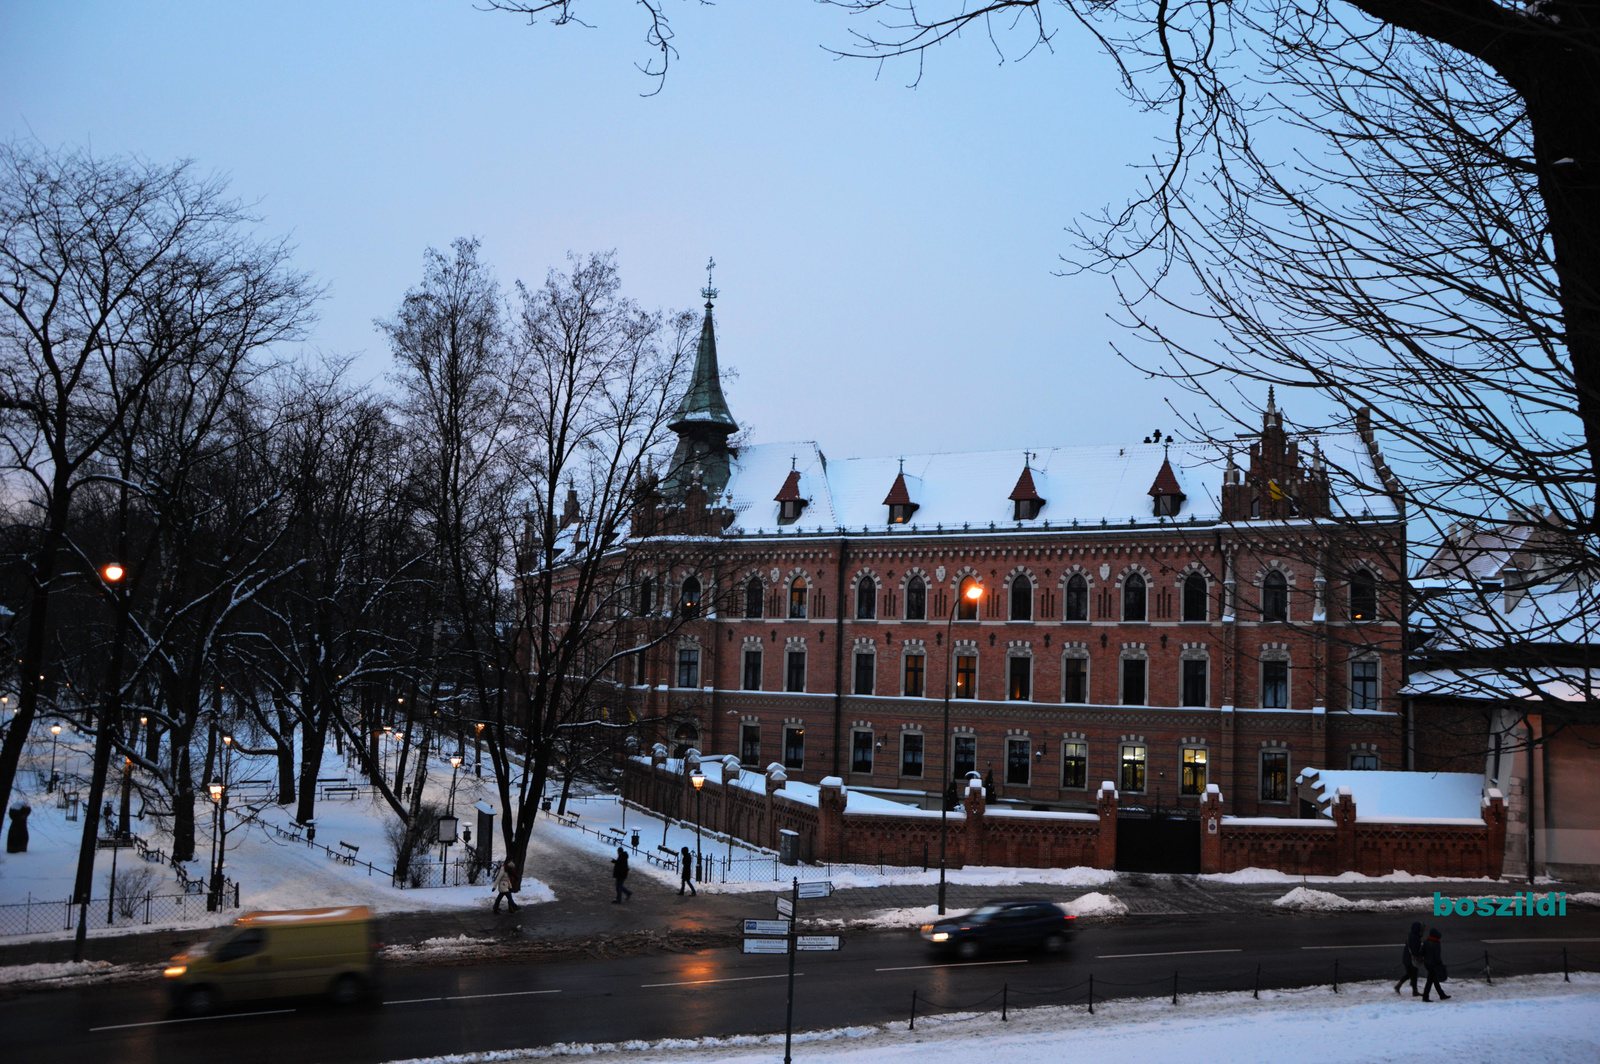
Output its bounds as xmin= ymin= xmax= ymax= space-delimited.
xmin=774 ymin=469 xmax=805 ymax=502
xmin=1148 ymin=455 xmax=1185 ymax=497
xmin=883 ymin=471 xmax=916 ymax=506
xmin=668 ymin=301 xmax=737 ymax=433
xmin=1008 ymin=464 xmax=1044 ymax=502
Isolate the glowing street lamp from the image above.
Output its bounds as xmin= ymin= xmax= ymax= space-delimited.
xmin=690 ymin=768 xmax=706 ymax=883
xmin=102 ymin=563 xmax=125 ymax=583
xmin=207 ymin=781 xmax=227 ymax=911
xmin=938 ymin=580 xmax=984 ymax=915
xmin=48 ymin=724 xmax=62 ymax=792
xmin=474 ymin=722 xmax=485 ymax=778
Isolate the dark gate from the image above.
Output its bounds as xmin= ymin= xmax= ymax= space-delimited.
xmin=1115 ymin=814 xmax=1201 ymax=873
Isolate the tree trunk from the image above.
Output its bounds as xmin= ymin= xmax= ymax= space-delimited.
xmin=0 ymin=495 xmax=69 ymax=814
xmin=172 ymin=736 xmax=196 ymax=863
xmin=276 ymin=707 xmax=296 ymax=807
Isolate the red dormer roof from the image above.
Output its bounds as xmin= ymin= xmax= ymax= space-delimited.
xmin=1008 ymin=465 xmax=1044 ymax=502
xmin=1148 ymin=456 xmax=1185 ymax=498
xmin=774 ymin=469 xmax=805 ymax=503
xmin=883 ymin=472 xmax=915 ymax=506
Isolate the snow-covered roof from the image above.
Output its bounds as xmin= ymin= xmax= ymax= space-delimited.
xmin=1296 ymin=767 xmax=1484 ymax=820
xmin=1400 ymin=667 xmax=1600 ymax=703
xmin=718 ymin=434 xmax=1395 ymax=535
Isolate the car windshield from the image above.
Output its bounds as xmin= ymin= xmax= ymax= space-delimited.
xmin=964 ymin=905 xmax=1008 ymax=923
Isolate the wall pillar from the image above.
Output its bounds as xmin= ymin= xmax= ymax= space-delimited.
xmin=764 ymin=763 xmax=787 ymax=850
xmin=1200 ymin=784 xmax=1224 ymax=873
xmin=1095 ymin=781 xmax=1118 ymax=870
xmin=818 ymin=776 xmax=846 ymax=861
xmin=1482 ymin=787 xmax=1507 ymax=880
xmin=1332 ymin=786 xmax=1357 ymax=872
xmin=961 ymin=775 xmax=986 ymax=867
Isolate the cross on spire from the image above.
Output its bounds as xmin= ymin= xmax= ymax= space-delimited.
xmin=702 ymin=256 xmax=718 ymax=303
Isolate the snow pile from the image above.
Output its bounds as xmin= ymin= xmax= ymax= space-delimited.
xmin=1200 ymin=867 xmax=1494 ymax=885
xmin=384 ymin=935 xmax=497 ymax=959
xmin=0 ymin=960 xmax=117 ymax=985
xmin=381 ymin=974 xmax=1600 ymax=1064
xmin=1065 ymin=891 xmax=1128 ymax=918
xmin=1272 ymin=887 xmax=1432 ymax=912
xmin=1567 ymin=892 xmax=1600 ymax=907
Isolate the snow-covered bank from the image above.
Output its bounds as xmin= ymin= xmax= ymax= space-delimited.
xmin=384 ymin=974 xmax=1600 ymax=1064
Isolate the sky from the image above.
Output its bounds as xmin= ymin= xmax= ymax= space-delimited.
xmin=2 ymin=1 xmax=1228 ymax=461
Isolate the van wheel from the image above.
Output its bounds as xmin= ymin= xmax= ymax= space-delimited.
xmin=330 ymin=974 xmax=366 ymax=1006
xmin=956 ymin=938 xmax=981 ymax=961
xmin=184 ymin=986 xmax=218 ymax=1016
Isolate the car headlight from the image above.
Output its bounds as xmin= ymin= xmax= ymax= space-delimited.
xmin=163 ymin=965 xmax=187 ymax=978
xmin=931 ymin=932 xmax=949 ymax=942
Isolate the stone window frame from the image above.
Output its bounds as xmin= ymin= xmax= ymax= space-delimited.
xmin=900 ymin=638 xmax=927 ymax=698
xmin=1005 ymin=565 xmax=1037 ymax=622
xmin=1179 ymin=642 xmax=1209 ymax=707
xmin=743 ymin=571 xmax=767 ymax=619
xmin=900 ymin=567 xmax=931 ymax=621
xmin=1061 ymin=641 xmax=1090 ymax=704
xmin=899 ymin=725 xmax=927 ymax=779
xmin=1119 ymin=642 xmax=1150 ymax=706
xmin=675 ymin=635 xmax=702 ymax=690
xmin=953 ymin=637 xmax=980 ymax=700
xmin=784 ymin=568 xmax=811 ymax=620
xmin=1118 ymin=734 xmax=1149 ymax=794
xmin=852 ymin=637 xmax=876 ymax=696
xmin=782 ymin=720 xmax=806 ymax=771
xmin=1259 ymin=642 xmax=1291 ymax=709
xmin=1259 ymin=740 xmax=1291 ymax=803
xmin=1060 ymin=731 xmax=1089 ymax=790
xmin=1005 ymin=641 xmax=1033 ymax=702
xmin=1348 ymin=653 xmax=1380 ymax=711
xmin=951 ymin=725 xmax=979 ymax=780
xmin=1348 ymin=741 xmax=1380 ymax=770
xmin=1177 ymin=563 xmax=1211 ymax=623
xmin=1060 ymin=566 xmax=1094 ymax=623
xmin=851 ymin=567 xmax=880 ymax=621
xmin=1118 ymin=564 xmax=1153 ymax=622
xmin=1347 ymin=564 xmax=1380 ymax=623
xmin=738 ymin=718 xmax=761 ymax=765
xmin=1253 ymin=561 xmax=1298 ymax=624
xmin=950 ymin=566 xmax=984 ymax=621
xmin=740 ymin=636 xmax=763 ymax=692
xmin=784 ymin=636 xmax=807 ymax=693
xmin=849 ymin=723 xmax=875 ymax=775
xmin=1004 ymin=729 xmax=1033 ymax=787
xmin=1179 ymin=737 xmax=1209 ymax=796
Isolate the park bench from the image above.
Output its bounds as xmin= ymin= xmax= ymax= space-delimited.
xmin=334 ymin=841 xmax=359 ymax=865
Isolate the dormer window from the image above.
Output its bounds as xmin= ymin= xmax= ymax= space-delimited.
xmin=1148 ymin=453 xmax=1186 ymax=517
xmin=1008 ymin=462 xmax=1045 ymax=522
xmin=780 ymin=499 xmax=805 ymax=521
xmin=889 ymin=503 xmax=917 ymax=524
xmin=883 ymin=469 xmax=919 ymax=525
xmin=1014 ymin=498 xmax=1044 ymax=521
xmin=775 ymin=468 xmax=807 ymax=524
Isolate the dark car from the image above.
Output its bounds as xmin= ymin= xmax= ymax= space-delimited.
xmin=920 ymin=900 xmax=1075 ymax=960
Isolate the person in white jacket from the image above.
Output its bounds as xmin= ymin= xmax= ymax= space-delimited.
xmin=492 ymin=861 xmax=520 ymax=913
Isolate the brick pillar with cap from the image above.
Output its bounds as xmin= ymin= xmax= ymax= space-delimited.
xmin=1095 ymin=782 xmax=1119 ymax=870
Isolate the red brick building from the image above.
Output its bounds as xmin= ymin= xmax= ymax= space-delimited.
xmin=615 ymin=294 xmax=1406 ymax=818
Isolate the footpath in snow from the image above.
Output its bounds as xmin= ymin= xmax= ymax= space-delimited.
xmin=386 ymin=975 xmax=1600 ymax=1064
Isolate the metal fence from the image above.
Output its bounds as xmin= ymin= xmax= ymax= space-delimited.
xmin=0 ymin=890 xmax=238 ymax=938
xmin=392 ymin=857 xmax=501 ymax=890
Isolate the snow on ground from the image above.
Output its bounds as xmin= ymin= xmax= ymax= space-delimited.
xmin=0 ymin=960 xmax=118 ymax=986
xmin=822 ymin=892 xmax=1129 ymax=930
xmin=1271 ymin=887 xmax=1433 ymax=912
xmin=384 ymin=974 xmax=1600 ymax=1064
xmin=1200 ymin=866 xmax=1502 ymax=885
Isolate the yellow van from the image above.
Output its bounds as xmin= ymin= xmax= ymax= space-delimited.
xmin=165 ymin=906 xmax=378 ymax=1014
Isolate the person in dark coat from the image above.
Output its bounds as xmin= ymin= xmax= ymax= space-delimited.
xmin=611 ymin=847 xmax=633 ymax=903
xmin=1421 ymin=926 xmax=1451 ymax=1001
xmin=678 ymin=845 xmax=697 ymax=896
xmin=1395 ymin=920 xmax=1423 ymax=995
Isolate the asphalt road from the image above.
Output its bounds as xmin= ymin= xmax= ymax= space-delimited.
xmin=7 ymin=909 xmax=1599 ymax=1064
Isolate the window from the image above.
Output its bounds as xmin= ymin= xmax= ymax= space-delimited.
xmin=1120 ymin=744 xmax=1147 ymax=793
xmin=1261 ymin=749 xmax=1289 ymax=801
xmin=1181 ymin=659 xmax=1207 ymax=707
xmin=1350 ymin=569 xmax=1377 ymax=621
xmin=1006 ymin=738 xmax=1031 ymax=786
xmin=785 ymin=649 xmax=806 ymax=692
xmin=953 ymin=735 xmax=977 ymax=778
xmin=745 ymin=576 xmax=764 ymax=619
xmin=1061 ymin=742 xmax=1087 ymax=789
xmin=635 ymin=650 xmax=648 ymax=686
xmin=638 ymin=577 xmax=653 ymax=616
xmin=1010 ymin=575 xmax=1032 ymax=621
xmin=680 ymin=575 xmax=702 ymax=617
xmin=889 ymin=502 xmax=917 ymax=524
xmin=216 ymin=928 xmax=266 ymax=963
xmin=1182 ymin=574 xmax=1207 ymax=621
xmin=1262 ymin=659 xmax=1288 ymax=709
xmin=1121 ymin=658 xmax=1146 ymax=706
xmin=1063 ymin=656 xmax=1087 ymax=703
xmin=677 ymin=647 xmax=699 ymax=688
xmin=1123 ymin=573 xmax=1146 ymax=621
xmin=740 ymin=724 xmax=761 ymax=765
xmin=1014 ymin=497 xmax=1043 ymax=521
xmin=1154 ymin=492 xmax=1180 ymax=517
xmin=853 ymin=651 xmax=875 ymax=695
xmin=1181 ymin=747 xmax=1208 ymax=795
xmin=958 ymin=577 xmax=980 ymax=620
xmin=1064 ymin=574 xmax=1088 ymax=621
xmin=1350 ymin=751 xmax=1379 ymax=770
xmin=901 ymin=733 xmax=924 ymax=777
xmin=903 ymin=652 xmax=925 ymax=697
xmin=1350 ymin=659 xmax=1378 ymax=710
xmin=905 ymin=575 xmax=926 ymax=620
xmin=856 ymin=576 xmax=877 ymax=620
xmin=1008 ymin=656 xmax=1031 ymax=701
xmin=955 ymin=654 xmax=977 ymax=699
xmin=1262 ymin=571 xmax=1287 ymax=622
xmin=789 ymin=577 xmax=808 ymax=619
xmin=783 ymin=727 xmax=805 ymax=770
xmin=851 ymin=730 xmax=873 ymax=774
xmin=742 ymin=648 xmax=762 ymax=691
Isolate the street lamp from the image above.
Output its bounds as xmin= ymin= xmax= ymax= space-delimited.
xmin=474 ymin=722 xmax=485 ymax=778
xmin=938 ymin=580 xmax=984 ymax=915
xmin=49 ymin=724 xmax=62 ymax=792
xmin=207 ymin=781 xmax=226 ymax=911
xmin=690 ymin=767 xmax=706 ymax=884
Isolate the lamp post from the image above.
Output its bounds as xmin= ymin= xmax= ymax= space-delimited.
xmin=207 ymin=781 xmax=226 ymax=911
xmin=690 ymin=767 xmax=706 ymax=883
xmin=48 ymin=724 xmax=61 ymax=792
xmin=474 ymin=722 xmax=484 ymax=778
xmin=938 ymin=580 xmax=984 ymax=915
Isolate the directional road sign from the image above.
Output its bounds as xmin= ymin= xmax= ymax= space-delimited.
xmin=743 ymin=937 xmax=789 ymax=955
xmin=796 ymin=880 xmax=834 ymax=899
xmin=775 ymin=896 xmax=794 ymax=919
xmin=796 ymin=935 xmax=842 ymax=951
xmin=744 ymin=919 xmax=791 ymax=936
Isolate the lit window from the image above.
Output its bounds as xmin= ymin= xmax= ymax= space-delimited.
xmin=901 ymin=733 xmax=924 ymax=777
xmin=1008 ymin=656 xmax=1031 ymax=701
xmin=1061 ymin=742 xmax=1087 ymax=789
xmin=783 ymin=726 xmax=804 ymax=770
xmin=958 ymin=577 xmax=980 ymax=620
xmin=905 ymin=575 xmax=926 ymax=620
xmin=1182 ymin=574 xmax=1207 ymax=621
xmin=1262 ymin=660 xmax=1288 ymax=709
xmin=1123 ymin=573 xmax=1146 ymax=621
xmin=680 ymin=575 xmax=702 ymax=618
xmin=903 ymin=652 xmax=925 ymax=697
xmin=1262 ymin=571 xmax=1287 ymax=622
xmin=1064 ymin=574 xmax=1088 ymax=621
xmin=1350 ymin=570 xmax=1377 ymax=621
xmin=851 ymin=731 xmax=873 ymax=774
xmin=853 ymin=651 xmax=875 ymax=695
xmin=785 ymin=649 xmax=806 ymax=692
xmin=1006 ymin=738 xmax=1031 ymax=786
xmin=955 ymin=654 xmax=977 ymax=699
xmin=789 ymin=577 xmax=808 ymax=619
xmin=1261 ymin=750 xmax=1289 ymax=801
xmin=1120 ymin=744 xmax=1147 ymax=793
xmin=856 ymin=576 xmax=876 ymax=620
xmin=1010 ymin=575 xmax=1032 ymax=621
xmin=1181 ymin=747 xmax=1207 ymax=795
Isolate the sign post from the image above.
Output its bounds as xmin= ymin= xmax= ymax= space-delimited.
xmin=784 ymin=878 xmax=798 ymax=1064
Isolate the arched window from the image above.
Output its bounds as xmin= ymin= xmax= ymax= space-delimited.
xmin=1182 ymin=574 xmax=1208 ymax=622
xmin=1262 ymin=571 xmax=1288 ymax=622
xmin=1064 ymin=574 xmax=1088 ymax=621
xmin=856 ymin=576 xmax=877 ymax=620
xmin=1010 ymin=575 xmax=1032 ymax=621
xmin=957 ymin=576 xmax=980 ymax=620
xmin=638 ymin=577 xmax=653 ymax=616
xmin=745 ymin=576 xmax=764 ymax=619
xmin=789 ymin=576 xmax=808 ymax=619
xmin=680 ymin=575 xmax=701 ymax=617
xmin=905 ymin=575 xmax=926 ymax=620
xmin=1349 ymin=569 xmax=1377 ymax=622
xmin=1123 ymin=572 xmax=1146 ymax=622
xmin=672 ymin=722 xmax=699 ymax=758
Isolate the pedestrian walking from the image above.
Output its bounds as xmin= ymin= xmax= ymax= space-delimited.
xmin=612 ymin=846 xmax=633 ymax=903
xmin=1395 ymin=920 xmax=1423 ymax=996
xmin=1421 ymin=926 xmax=1451 ymax=1001
xmin=492 ymin=861 xmax=519 ymax=913
xmin=679 ymin=845 xmax=697 ymax=896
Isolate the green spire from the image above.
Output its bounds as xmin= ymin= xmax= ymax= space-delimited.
xmin=670 ymin=263 xmax=737 ymax=433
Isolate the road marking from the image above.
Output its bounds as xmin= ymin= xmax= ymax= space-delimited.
xmin=384 ymin=997 xmax=443 ymax=1005
xmin=1301 ymin=944 xmax=1396 ymax=951
xmin=876 ymin=959 xmax=1031 ymax=972
xmin=90 ymin=1009 xmax=295 ymax=1032
xmin=1481 ymin=937 xmax=1600 ymax=944
xmin=1097 ymin=948 xmax=1243 ymax=960
xmin=446 ymin=989 xmax=562 ymax=1001
xmin=643 ymin=973 xmax=801 ymax=988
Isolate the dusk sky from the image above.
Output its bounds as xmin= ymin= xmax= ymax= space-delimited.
xmin=2 ymin=1 xmax=1234 ymax=460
